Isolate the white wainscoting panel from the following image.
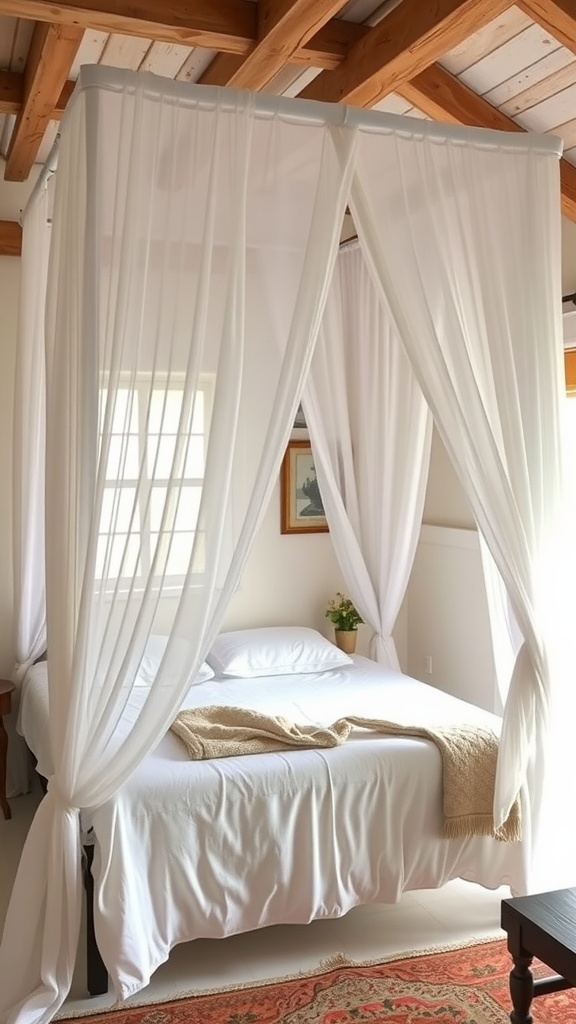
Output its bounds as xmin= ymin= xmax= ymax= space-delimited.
xmin=406 ymin=524 xmax=499 ymax=714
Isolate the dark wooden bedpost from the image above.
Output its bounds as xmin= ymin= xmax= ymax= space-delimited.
xmin=33 ymin=757 xmax=108 ymax=996
xmin=83 ymin=842 xmax=109 ymax=996
xmin=83 ymin=839 xmax=109 ymax=999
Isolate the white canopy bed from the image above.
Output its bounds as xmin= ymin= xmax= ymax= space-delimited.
xmin=1 ymin=64 xmax=571 ymax=1024
xmin=17 ymin=632 xmax=528 ymax=1001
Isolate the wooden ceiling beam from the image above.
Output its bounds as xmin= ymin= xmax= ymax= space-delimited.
xmin=222 ymin=0 xmax=351 ymax=91
xmin=298 ymin=0 xmax=514 ymax=107
xmin=198 ymin=16 xmax=367 ymax=85
xmin=560 ymin=160 xmax=576 ymax=223
xmin=397 ymin=64 xmax=576 ymax=223
xmin=0 ymin=70 xmax=74 ymax=117
xmin=0 ymin=0 xmax=258 ymax=51
xmin=397 ymin=64 xmax=525 ymax=132
xmin=516 ymin=0 xmax=576 ymax=53
xmin=5 ymin=21 xmax=84 ymax=182
xmin=0 ymin=219 xmax=22 ymax=256
xmin=0 ymin=69 xmax=23 ymax=113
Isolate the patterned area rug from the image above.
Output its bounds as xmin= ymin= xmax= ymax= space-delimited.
xmin=59 ymin=939 xmax=575 ymax=1023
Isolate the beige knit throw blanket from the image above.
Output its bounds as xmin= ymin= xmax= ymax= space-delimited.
xmin=171 ymin=705 xmax=521 ymax=843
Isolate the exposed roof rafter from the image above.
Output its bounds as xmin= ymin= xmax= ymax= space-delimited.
xmin=0 ymin=0 xmax=368 ymax=64
xmin=222 ymin=0 xmax=353 ymax=91
xmin=5 ymin=21 xmax=84 ymax=181
xmin=0 ymin=218 xmax=22 ymax=255
xmin=298 ymin=0 xmax=513 ymax=107
xmin=0 ymin=0 xmax=575 ymax=226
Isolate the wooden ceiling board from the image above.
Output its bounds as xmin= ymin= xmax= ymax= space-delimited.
xmin=69 ymin=29 xmax=108 ymax=77
xmin=373 ymin=91 xmax=415 ymax=114
xmin=514 ymin=81 xmax=576 ymax=132
xmin=99 ymin=32 xmax=152 ymax=69
xmin=444 ymin=22 xmax=563 ymax=96
xmin=0 ymin=111 xmax=14 ymax=156
xmin=337 ymin=0 xmax=402 ymax=23
xmin=277 ymin=65 xmax=321 ymax=96
xmin=139 ymin=41 xmax=192 ymax=77
xmin=439 ymin=5 xmax=532 ymax=72
xmin=482 ymin=45 xmax=575 ymax=109
xmin=175 ymin=47 xmax=216 ymax=82
xmin=9 ymin=15 xmax=32 ymax=71
xmin=262 ymin=62 xmax=308 ymax=95
xmin=517 ymin=0 xmax=576 ymax=54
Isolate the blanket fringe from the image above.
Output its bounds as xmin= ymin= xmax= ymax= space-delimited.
xmin=443 ymin=814 xmax=521 ymax=843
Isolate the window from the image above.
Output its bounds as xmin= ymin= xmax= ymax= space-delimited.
xmin=97 ymin=375 xmax=212 ymax=584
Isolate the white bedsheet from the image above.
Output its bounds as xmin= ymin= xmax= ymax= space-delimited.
xmin=18 ymin=657 xmax=528 ymax=1000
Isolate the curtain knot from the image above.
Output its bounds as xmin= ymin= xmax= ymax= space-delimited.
xmin=12 ymin=658 xmax=34 ymax=686
xmin=47 ymin=777 xmax=78 ymax=819
xmin=369 ymin=632 xmax=400 ymax=671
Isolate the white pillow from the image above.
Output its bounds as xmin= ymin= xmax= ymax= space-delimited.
xmin=206 ymin=626 xmax=352 ymax=678
xmin=137 ymin=634 xmax=214 ymax=686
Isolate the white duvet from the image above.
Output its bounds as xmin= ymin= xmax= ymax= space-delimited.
xmin=18 ymin=656 xmax=528 ymax=1000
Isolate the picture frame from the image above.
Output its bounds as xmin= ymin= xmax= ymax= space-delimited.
xmin=280 ymin=440 xmax=329 ymax=534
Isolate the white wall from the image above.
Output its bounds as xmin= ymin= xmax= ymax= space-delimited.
xmin=404 ymin=430 xmax=498 ymax=709
xmin=407 ymin=525 xmax=498 ymax=713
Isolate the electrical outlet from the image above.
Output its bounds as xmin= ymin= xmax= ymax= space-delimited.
xmin=425 ymin=655 xmax=432 ymax=675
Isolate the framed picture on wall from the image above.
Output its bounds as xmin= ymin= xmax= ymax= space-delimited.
xmin=280 ymin=440 xmax=329 ymax=534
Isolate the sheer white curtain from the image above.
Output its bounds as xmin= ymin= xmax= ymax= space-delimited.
xmin=0 ymin=67 xmax=355 ymax=1024
xmin=1 ymin=71 xmax=565 ymax=1024
xmin=479 ymin=538 xmax=522 ymax=714
xmin=8 ymin=181 xmax=51 ymax=797
xmin=350 ymin=125 xmax=566 ymax=883
xmin=304 ymin=241 xmax=432 ymax=667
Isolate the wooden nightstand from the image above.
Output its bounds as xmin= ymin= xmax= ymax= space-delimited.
xmin=0 ymin=679 xmax=16 ymax=820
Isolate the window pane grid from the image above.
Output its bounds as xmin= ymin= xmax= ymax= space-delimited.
xmin=97 ymin=378 xmax=210 ymax=583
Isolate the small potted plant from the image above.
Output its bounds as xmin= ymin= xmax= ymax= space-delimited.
xmin=325 ymin=592 xmax=363 ymax=654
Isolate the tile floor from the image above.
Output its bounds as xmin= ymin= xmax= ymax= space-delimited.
xmin=1 ymin=783 xmax=510 ymax=1019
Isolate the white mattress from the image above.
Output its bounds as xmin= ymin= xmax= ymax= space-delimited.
xmin=18 ymin=656 xmax=528 ymax=1001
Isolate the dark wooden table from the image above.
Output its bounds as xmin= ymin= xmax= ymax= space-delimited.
xmin=501 ymin=888 xmax=576 ymax=1023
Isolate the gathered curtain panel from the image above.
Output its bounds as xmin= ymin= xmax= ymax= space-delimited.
xmin=349 ymin=127 xmax=567 ymax=874
xmin=0 ymin=67 xmax=355 ymax=1024
xmin=304 ymin=241 xmax=432 ymax=668
xmin=0 ymin=64 xmax=566 ymax=1024
xmin=8 ymin=181 xmax=50 ymax=798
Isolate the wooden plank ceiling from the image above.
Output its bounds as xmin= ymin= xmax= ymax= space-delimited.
xmin=1 ymin=0 xmax=576 ymax=258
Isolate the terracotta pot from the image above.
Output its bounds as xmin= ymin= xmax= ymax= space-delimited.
xmin=334 ymin=629 xmax=357 ymax=654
